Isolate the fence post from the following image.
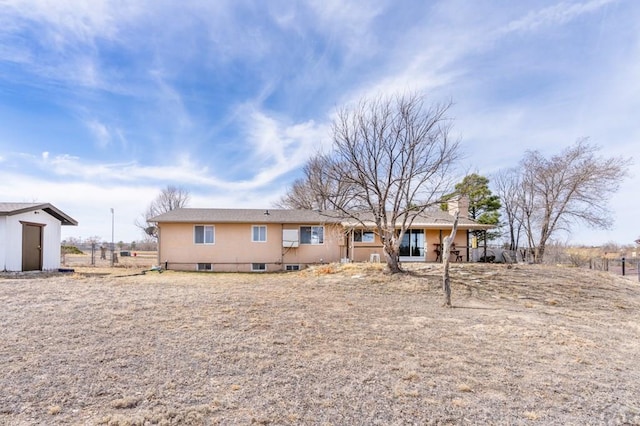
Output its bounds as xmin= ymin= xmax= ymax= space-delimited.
xmin=621 ymin=257 xmax=625 ymax=276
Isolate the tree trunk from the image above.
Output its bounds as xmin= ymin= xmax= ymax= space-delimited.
xmin=384 ymin=243 xmax=402 ymax=273
xmin=536 ymin=242 xmax=546 ymax=264
xmin=443 ymin=243 xmax=452 ymax=307
xmin=442 ymin=211 xmax=460 ymax=307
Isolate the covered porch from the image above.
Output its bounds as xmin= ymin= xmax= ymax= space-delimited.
xmin=343 ymin=227 xmax=489 ymax=264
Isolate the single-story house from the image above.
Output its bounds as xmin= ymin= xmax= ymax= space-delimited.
xmin=150 ymin=198 xmax=493 ymax=272
xmin=0 ymin=202 xmax=78 ymax=272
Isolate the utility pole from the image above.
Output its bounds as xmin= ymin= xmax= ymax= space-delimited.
xmin=111 ymin=208 xmax=115 ymax=267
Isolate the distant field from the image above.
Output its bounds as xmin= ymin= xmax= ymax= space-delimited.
xmin=1 ymin=263 xmax=639 ymax=424
xmin=62 ymin=251 xmax=158 ymax=269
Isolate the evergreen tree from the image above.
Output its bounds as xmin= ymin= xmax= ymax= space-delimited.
xmin=445 ymin=173 xmax=501 ymax=241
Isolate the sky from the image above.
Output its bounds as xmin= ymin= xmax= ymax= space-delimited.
xmin=1 ymin=0 xmax=638 ymax=246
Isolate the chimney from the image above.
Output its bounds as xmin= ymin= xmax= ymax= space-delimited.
xmin=447 ymin=195 xmax=469 ymax=218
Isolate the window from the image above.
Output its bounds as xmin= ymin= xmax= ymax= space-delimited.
xmin=197 ymin=263 xmax=212 ymax=271
xmin=285 ymin=264 xmax=300 ymax=271
xmin=194 ymin=225 xmax=215 ymax=244
xmin=354 ymin=230 xmax=375 ymax=243
xmin=252 ymin=263 xmax=267 ymax=272
xmin=252 ymin=225 xmax=267 ymax=242
xmin=300 ymin=226 xmax=324 ymax=244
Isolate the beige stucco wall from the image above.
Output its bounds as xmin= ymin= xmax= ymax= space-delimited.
xmin=158 ymin=221 xmax=476 ymax=272
xmin=424 ymin=229 xmax=470 ymax=262
xmin=349 ymin=228 xmax=471 ymax=263
xmin=158 ymin=222 xmax=343 ymax=272
xmin=350 ymin=231 xmax=384 ymax=263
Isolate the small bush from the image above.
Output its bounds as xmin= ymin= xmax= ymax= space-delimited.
xmin=61 ymin=245 xmax=84 ymax=255
xmin=48 ymin=405 xmax=61 ymax=415
xmin=111 ymin=397 xmax=140 ymax=409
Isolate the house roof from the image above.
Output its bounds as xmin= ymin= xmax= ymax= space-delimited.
xmin=341 ymin=208 xmax=494 ymax=230
xmin=149 ymin=208 xmax=344 ymax=224
xmin=150 ymin=207 xmax=493 ymax=230
xmin=0 ymin=202 xmax=78 ymax=226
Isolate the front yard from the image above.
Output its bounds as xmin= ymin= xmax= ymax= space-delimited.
xmin=1 ymin=263 xmax=638 ymax=424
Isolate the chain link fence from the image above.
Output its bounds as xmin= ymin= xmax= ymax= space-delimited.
xmin=473 ymin=244 xmax=640 ymax=282
xmin=587 ymin=256 xmax=640 ymax=281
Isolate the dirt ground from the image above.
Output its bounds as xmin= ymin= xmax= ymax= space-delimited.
xmin=1 ymin=262 xmax=639 ymax=425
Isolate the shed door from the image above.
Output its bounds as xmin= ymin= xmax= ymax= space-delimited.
xmin=22 ymin=224 xmax=43 ymax=271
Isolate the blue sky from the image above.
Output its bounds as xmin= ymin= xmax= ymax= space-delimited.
xmin=1 ymin=0 xmax=638 ymax=246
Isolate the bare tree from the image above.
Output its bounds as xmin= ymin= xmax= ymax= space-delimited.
xmin=63 ymin=236 xmax=82 ymax=248
xmin=276 ymin=155 xmax=355 ymax=210
xmin=492 ymin=168 xmax=525 ymax=252
xmin=276 ymin=177 xmax=317 ymax=210
xmin=136 ymin=185 xmax=191 ymax=238
xmin=314 ymin=93 xmax=460 ymax=273
xmin=508 ymin=139 xmax=630 ymax=263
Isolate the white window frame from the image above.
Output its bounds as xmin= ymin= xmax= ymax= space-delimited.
xmin=251 ymin=263 xmax=267 ymax=272
xmin=194 ymin=225 xmax=215 ymax=245
xmin=300 ymin=226 xmax=324 ymax=245
xmin=285 ymin=264 xmax=300 ymax=271
xmin=252 ymin=225 xmax=267 ymax=242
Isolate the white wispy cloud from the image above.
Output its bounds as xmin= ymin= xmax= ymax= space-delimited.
xmin=0 ymin=167 xmax=157 ymax=241
xmin=307 ymin=0 xmax=385 ymax=56
xmin=149 ymin=70 xmax=193 ymax=132
xmin=239 ymin=104 xmax=332 ymax=186
xmin=6 ymin=133 xmax=330 ymax=192
xmin=85 ymin=120 xmax=111 ymax=148
xmin=500 ymin=0 xmax=618 ymax=35
xmin=0 ymin=0 xmax=122 ymax=89
xmin=0 ymin=0 xmax=138 ymax=45
xmin=1 ymin=0 xmax=637 ymax=246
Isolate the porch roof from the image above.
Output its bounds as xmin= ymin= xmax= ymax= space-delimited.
xmin=340 ymin=209 xmax=494 ymax=230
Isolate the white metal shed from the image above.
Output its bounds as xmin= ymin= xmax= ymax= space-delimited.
xmin=0 ymin=203 xmax=78 ymax=272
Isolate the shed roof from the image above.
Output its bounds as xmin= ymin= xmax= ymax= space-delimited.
xmin=0 ymin=202 xmax=78 ymax=226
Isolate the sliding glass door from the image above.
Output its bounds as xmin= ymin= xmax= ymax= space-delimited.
xmin=399 ymin=229 xmax=425 ymax=260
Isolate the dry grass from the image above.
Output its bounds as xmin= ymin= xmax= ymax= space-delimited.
xmin=61 ymin=251 xmax=158 ymax=270
xmin=1 ymin=263 xmax=639 ymax=425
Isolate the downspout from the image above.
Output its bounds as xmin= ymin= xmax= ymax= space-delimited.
xmin=466 ymin=229 xmax=469 ymax=261
xmin=346 ymin=228 xmax=351 ymax=262
xmin=483 ymin=230 xmax=487 ymax=261
xmin=350 ymin=229 xmax=354 ymax=262
xmin=156 ymin=225 xmax=162 ymax=269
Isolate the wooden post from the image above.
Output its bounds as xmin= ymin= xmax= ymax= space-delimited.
xmin=443 ymin=211 xmax=460 ymax=307
xmin=483 ymin=230 xmax=487 ymax=262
